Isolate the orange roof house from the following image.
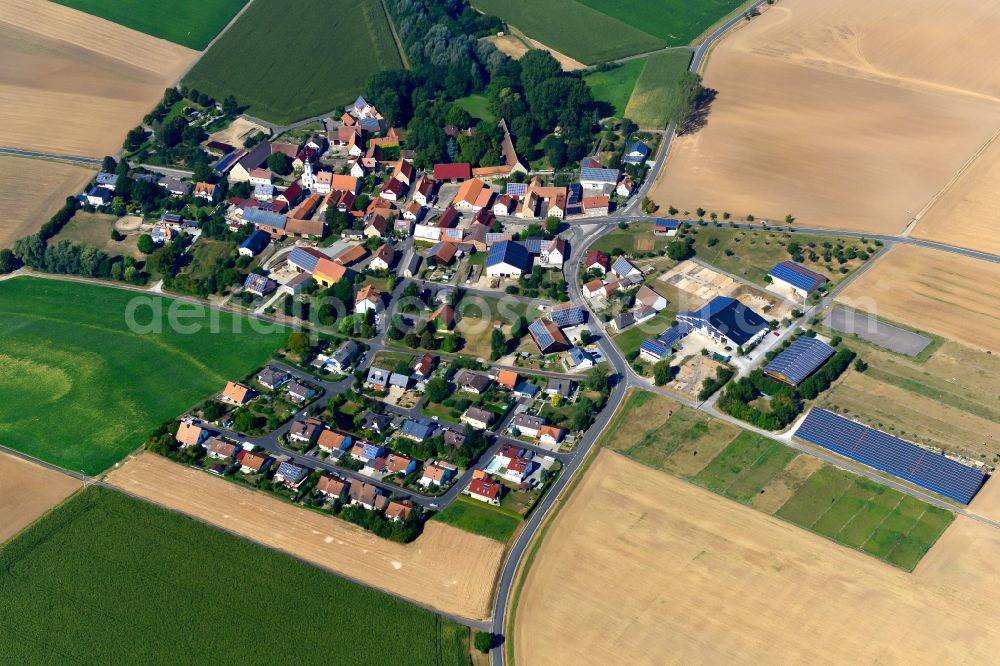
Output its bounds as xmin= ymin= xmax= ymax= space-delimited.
xmin=454 ymin=178 xmax=486 ymax=209
xmin=221 ymin=381 xmax=254 ymax=405
xmin=497 ymin=369 xmax=519 ymax=390
xmin=313 ymin=257 xmax=349 ymax=287
xmin=175 ymin=421 xmax=207 ymax=447
xmin=330 ymin=175 xmax=359 ymax=194
xmin=334 ymin=244 xmax=368 ymax=266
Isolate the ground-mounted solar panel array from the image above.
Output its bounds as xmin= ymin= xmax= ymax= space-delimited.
xmin=796 ymin=408 xmax=988 ymax=504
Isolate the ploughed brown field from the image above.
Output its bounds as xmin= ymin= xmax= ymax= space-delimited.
xmin=836 ymin=244 xmax=1000 ymax=353
xmin=0 ymin=0 xmax=197 ymax=157
xmin=653 ymin=0 xmax=1000 ymax=236
xmin=105 ymin=452 xmax=504 ymax=620
xmin=0 ymin=451 xmax=79 ymax=544
xmin=515 ymin=449 xmax=1000 ymax=664
xmin=0 ymin=156 xmax=94 ymax=248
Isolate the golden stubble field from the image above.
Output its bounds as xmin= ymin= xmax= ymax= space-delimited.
xmin=0 ymin=0 xmax=197 ymax=157
xmin=105 ymin=452 xmax=504 ymax=620
xmin=0 ymin=451 xmax=80 ymax=544
xmin=837 ymin=244 xmax=1000 ymax=352
xmin=912 ymin=133 xmax=1000 ymax=255
xmin=515 ymin=449 xmax=1000 ymax=665
xmin=653 ymin=0 xmax=1000 ymax=235
xmin=0 ymin=156 xmax=94 ymax=248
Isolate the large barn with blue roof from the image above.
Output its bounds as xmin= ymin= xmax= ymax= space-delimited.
xmin=764 ymin=336 xmax=835 ymax=386
xmin=676 ymin=297 xmax=769 ymax=349
xmin=485 ymin=240 xmax=532 ymax=278
xmin=768 ymin=261 xmax=828 ymax=299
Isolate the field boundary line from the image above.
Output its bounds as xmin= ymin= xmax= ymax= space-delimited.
xmin=101 ymin=458 xmax=490 ymax=629
xmin=857 ymin=494 xmax=905 ymax=552
xmin=501 ymin=387 xmax=636 ymax=665
xmin=909 ymin=125 xmax=1000 ymax=237
xmin=831 ymin=480 xmax=878 ymax=541
xmin=379 ymin=0 xmax=410 ymax=69
xmin=719 ymin=441 xmax=778 ymax=495
xmin=806 ymin=475 xmax=855 ymax=530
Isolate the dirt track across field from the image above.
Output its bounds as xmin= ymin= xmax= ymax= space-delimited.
xmin=912 ymin=129 xmax=1000 ymax=255
xmin=652 ymin=0 xmax=1000 ymax=235
xmin=0 ymin=156 xmax=94 ymax=248
xmin=836 ymin=244 xmax=1000 ymax=352
xmin=515 ymin=449 xmax=1000 ymax=665
xmin=105 ymin=452 xmax=503 ymax=620
xmin=0 ymin=452 xmax=80 ymax=544
xmin=0 ymin=0 xmax=197 ymax=157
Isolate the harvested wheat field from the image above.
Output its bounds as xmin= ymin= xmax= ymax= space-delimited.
xmin=483 ymin=33 xmax=585 ymax=71
xmin=0 ymin=451 xmax=79 ymax=544
xmin=837 ymin=245 xmax=1000 ymax=352
xmin=653 ymin=0 xmax=1000 ymax=234
xmin=515 ymin=449 xmax=1000 ymax=665
xmin=0 ymin=0 xmax=197 ymax=157
xmin=912 ymin=131 xmax=1000 ymax=255
xmin=0 ymin=156 xmax=93 ymax=248
xmin=106 ymin=452 xmax=503 ymax=620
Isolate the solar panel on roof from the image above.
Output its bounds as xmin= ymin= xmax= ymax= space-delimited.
xmin=770 ymin=261 xmax=827 ymax=293
xmin=763 ymin=336 xmax=835 ymax=385
xmin=640 ymin=339 xmax=668 ymax=359
xmin=506 ymin=182 xmax=527 ymax=195
xmin=796 ymin=408 xmax=987 ymax=504
xmin=580 ymin=166 xmax=619 ymax=183
xmin=657 ymin=322 xmax=691 ymax=348
xmin=551 ymin=305 xmax=585 ymax=327
xmin=529 ymin=319 xmax=554 ymax=349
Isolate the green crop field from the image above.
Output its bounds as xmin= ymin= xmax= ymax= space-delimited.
xmin=472 ymin=0 xmax=666 ymax=64
xmin=183 ymin=0 xmax=403 ymax=123
xmin=623 ymin=49 xmax=694 ymax=128
xmin=0 ymin=277 xmax=286 ymax=474
xmin=0 ymin=487 xmax=468 ymax=664
xmin=433 ymin=496 xmax=521 ymax=542
xmin=584 ymin=60 xmax=645 ymax=117
xmin=50 ymin=0 xmax=248 ymax=50
xmin=576 ymin=0 xmax=748 ymax=45
xmin=693 ymin=431 xmax=798 ymax=503
xmin=777 ymin=467 xmax=954 ymax=571
xmin=598 ymin=392 xmax=954 ymax=570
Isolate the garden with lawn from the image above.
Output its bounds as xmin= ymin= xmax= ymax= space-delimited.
xmin=433 ymin=495 xmax=522 ymax=542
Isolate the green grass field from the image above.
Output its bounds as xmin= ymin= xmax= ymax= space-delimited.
xmin=0 ymin=487 xmax=468 ymax=663
xmin=433 ymin=496 xmax=521 ymax=542
xmin=599 ymin=392 xmax=954 ymax=570
xmin=50 ymin=0 xmax=248 ymax=50
xmin=183 ymin=0 xmax=403 ymax=123
xmin=584 ymin=60 xmax=645 ymax=117
xmin=576 ymin=0 xmax=747 ymax=45
xmin=693 ymin=431 xmax=798 ymax=503
xmin=683 ymin=226 xmax=881 ymax=287
xmin=454 ymin=94 xmax=495 ymax=122
xmin=777 ymin=467 xmax=954 ymax=570
xmin=0 ymin=277 xmax=286 ymax=474
xmin=473 ymin=0 xmax=666 ymax=64
xmin=623 ymin=49 xmax=694 ymax=128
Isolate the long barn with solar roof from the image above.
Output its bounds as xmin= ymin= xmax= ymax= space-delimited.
xmin=768 ymin=261 xmax=828 ymax=299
